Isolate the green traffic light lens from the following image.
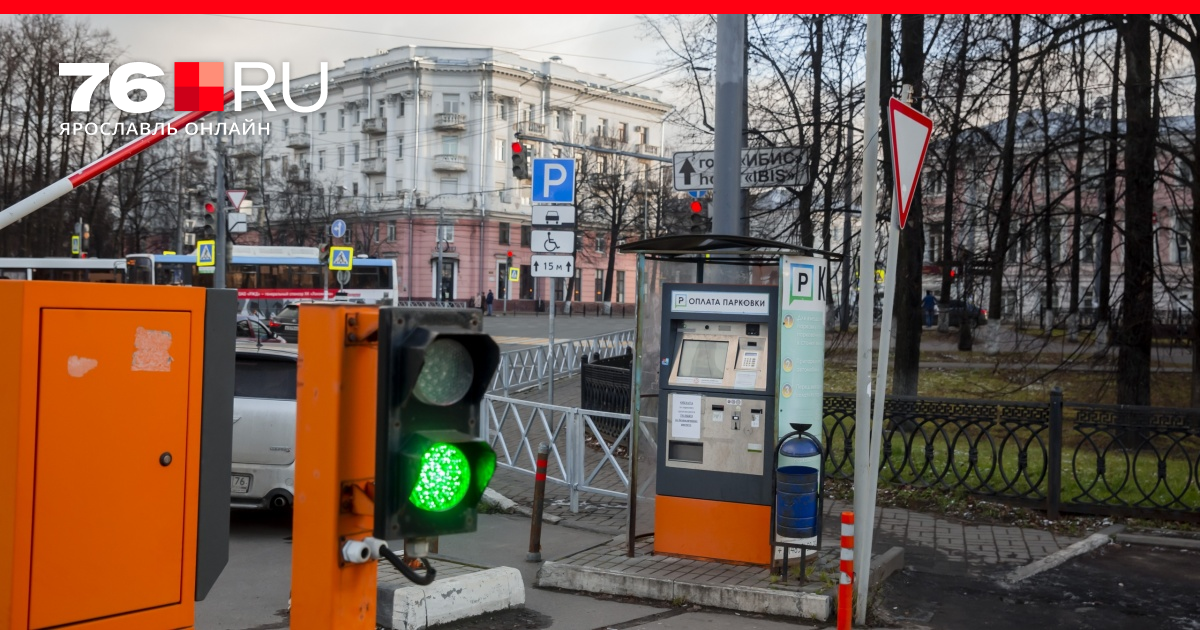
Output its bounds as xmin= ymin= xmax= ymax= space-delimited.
xmin=414 ymin=338 xmax=474 ymax=406
xmin=410 ymin=442 xmax=471 ymax=512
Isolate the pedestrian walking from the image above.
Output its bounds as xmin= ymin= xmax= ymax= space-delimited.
xmin=486 ymin=289 xmax=495 ymax=316
xmin=922 ymin=290 xmax=937 ymax=327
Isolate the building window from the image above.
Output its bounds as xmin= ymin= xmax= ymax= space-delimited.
xmin=637 ymin=125 xmax=648 ymax=144
xmin=319 ymin=112 xmax=326 ymax=132
xmin=555 ymin=111 xmax=564 ymax=130
xmin=387 ymin=222 xmax=396 ymax=242
xmin=378 ymin=99 xmax=386 ymax=119
xmin=375 ymin=140 xmax=385 ymax=159
xmin=440 ymin=178 xmax=459 ymax=196
xmin=396 ymin=135 xmax=404 ymax=159
xmin=338 ymin=109 xmax=344 ymax=130
xmin=499 ymin=222 xmax=510 ymax=245
xmin=596 ymin=235 xmax=606 ymax=253
xmin=373 ymin=225 xmax=380 ymax=243
xmin=398 ymin=99 xmax=405 ymax=117
xmin=354 ymin=108 xmax=361 ymax=124
xmin=594 ymin=269 xmax=604 ymax=301
xmin=437 ymin=224 xmax=455 ymax=243
xmin=616 ymin=271 xmax=625 ymax=303
xmin=442 ymin=135 xmax=459 ymax=155
xmin=337 ymin=147 xmax=345 ymax=167
xmin=494 ymin=138 xmax=505 ymax=162
xmin=576 ymin=114 xmax=586 ymax=136
xmin=317 ymin=150 xmax=325 ymax=171
xmin=443 ymin=94 xmax=460 ymax=114
xmin=925 ymin=223 xmax=942 ymax=263
xmin=1178 ymin=231 xmax=1192 ymax=264
xmin=499 ymin=102 xmax=508 ymax=121
xmin=352 ymin=143 xmax=360 ymax=163
xmin=520 ymin=225 xmax=531 ymax=247
xmin=597 ymin=118 xmax=609 ymax=137
xmin=618 ymin=122 xmax=628 ymax=142
xmin=300 ymin=115 xmax=308 ymax=131
xmin=352 ymin=182 xmax=359 ymax=196
xmin=374 ymin=182 xmax=383 ymax=198
xmin=282 ymin=119 xmax=290 ymax=135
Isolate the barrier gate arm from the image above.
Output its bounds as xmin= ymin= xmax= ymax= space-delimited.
xmin=0 ymin=90 xmax=236 ymax=232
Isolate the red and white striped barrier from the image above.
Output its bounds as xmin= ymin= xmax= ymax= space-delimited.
xmin=839 ymin=511 xmax=854 ymax=630
xmin=0 ymin=90 xmax=235 ymax=232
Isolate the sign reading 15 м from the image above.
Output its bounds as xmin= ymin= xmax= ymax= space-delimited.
xmin=59 ymin=61 xmax=329 ymax=114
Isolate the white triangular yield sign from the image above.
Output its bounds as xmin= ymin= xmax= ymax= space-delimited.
xmin=226 ymin=189 xmax=248 ymax=210
xmin=888 ymin=98 xmax=933 ymax=229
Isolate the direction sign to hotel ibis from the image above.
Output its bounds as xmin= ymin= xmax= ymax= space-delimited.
xmin=673 ymin=147 xmax=807 ymax=191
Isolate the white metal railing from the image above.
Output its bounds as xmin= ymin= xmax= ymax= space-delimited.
xmin=482 ymin=393 xmax=657 ymax=512
xmin=489 ymin=329 xmax=634 ymax=394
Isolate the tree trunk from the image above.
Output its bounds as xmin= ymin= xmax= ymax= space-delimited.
xmin=1189 ymin=16 xmax=1200 ymax=407
xmin=986 ymin=15 xmax=1024 ymax=354
xmin=1098 ymin=33 xmax=1122 ymax=348
xmin=892 ymin=14 xmax=925 ymax=397
xmin=603 ymin=223 xmax=619 ymax=302
xmin=1117 ymin=15 xmax=1155 ymax=406
xmin=797 ymin=17 xmax=823 ymax=249
xmin=1069 ymin=29 xmax=1086 ymax=342
xmin=940 ymin=16 xmax=970 ymax=311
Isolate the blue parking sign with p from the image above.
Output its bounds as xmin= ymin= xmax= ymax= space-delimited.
xmin=531 ymin=158 xmax=575 ymax=204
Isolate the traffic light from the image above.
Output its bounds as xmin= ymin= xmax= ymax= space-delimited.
xmin=688 ymin=199 xmax=709 ymax=234
xmin=318 ymin=242 xmax=331 ymax=265
xmin=511 ymin=142 xmax=529 ymax=181
xmin=375 ymin=307 xmax=500 ymax=542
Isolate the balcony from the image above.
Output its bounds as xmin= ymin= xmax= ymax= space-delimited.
xmin=635 ymin=144 xmax=659 ymax=156
xmin=362 ymin=118 xmax=387 ymax=135
xmin=361 ymin=157 xmax=387 ymax=175
xmin=517 ymin=121 xmax=546 ymax=136
xmin=432 ymin=154 xmax=467 ymax=172
xmin=229 ymin=143 xmax=258 ymax=158
xmin=591 ymin=135 xmax=621 ymax=149
xmin=286 ymin=164 xmax=310 ymax=184
xmin=286 ymin=133 xmax=311 ymax=149
xmin=434 ymin=112 xmax=467 ymax=131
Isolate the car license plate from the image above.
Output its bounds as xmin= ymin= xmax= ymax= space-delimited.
xmin=284 ymin=325 xmax=297 ymax=331
xmin=231 ymin=474 xmax=251 ymax=493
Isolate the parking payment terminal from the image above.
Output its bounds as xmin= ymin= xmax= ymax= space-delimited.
xmin=655 ymin=283 xmax=777 ymax=564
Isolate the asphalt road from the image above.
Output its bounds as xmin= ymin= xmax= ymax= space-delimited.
xmin=196 ymin=510 xmax=824 ymax=630
xmin=877 ymin=543 xmax=1200 ymax=629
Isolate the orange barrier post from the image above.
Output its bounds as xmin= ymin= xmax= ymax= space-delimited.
xmin=291 ymin=305 xmax=380 ymax=630
xmin=838 ymin=511 xmax=855 ymax=630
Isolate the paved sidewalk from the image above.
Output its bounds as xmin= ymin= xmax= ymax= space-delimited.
xmin=486 ymin=375 xmax=1090 ymax=581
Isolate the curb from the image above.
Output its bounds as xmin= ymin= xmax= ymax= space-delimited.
xmin=869 ymin=546 xmax=906 ymax=589
xmin=537 ymin=562 xmax=831 ymax=621
xmin=381 ymin=566 xmax=525 ymax=630
xmin=1002 ymin=524 xmax=1125 ymax=585
xmin=482 ymin=488 xmax=563 ymax=525
xmin=1114 ymin=532 xmax=1200 ymax=551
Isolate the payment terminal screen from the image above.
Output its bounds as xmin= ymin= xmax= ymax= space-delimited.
xmin=677 ymin=340 xmax=729 ymax=379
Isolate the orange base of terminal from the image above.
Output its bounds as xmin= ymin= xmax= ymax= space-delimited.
xmin=654 ymin=495 xmax=772 ymax=565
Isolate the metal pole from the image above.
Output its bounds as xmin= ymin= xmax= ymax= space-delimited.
xmin=548 ymin=281 xmax=556 ymax=405
xmin=841 ymin=107 xmax=855 ymax=332
xmin=626 ymin=252 xmax=645 ymax=557
xmin=852 ymin=14 xmax=882 ymax=626
xmin=714 ymin=14 xmax=746 ymax=236
xmin=526 ymin=443 xmax=549 ymax=563
xmin=214 ymin=110 xmax=227 ymax=290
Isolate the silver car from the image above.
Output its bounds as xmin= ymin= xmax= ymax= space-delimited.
xmin=231 ymin=345 xmax=297 ymax=509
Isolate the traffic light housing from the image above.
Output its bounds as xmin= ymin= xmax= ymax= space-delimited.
xmin=318 ymin=242 xmax=331 ymax=265
xmin=688 ymin=200 xmax=709 ymax=234
xmin=375 ymin=307 xmax=500 ymax=541
xmin=511 ymin=142 xmax=529 ymax=181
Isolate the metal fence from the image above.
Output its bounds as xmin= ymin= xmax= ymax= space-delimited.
xmin=481 ymin=393 xmax=656 ymax=511
xmin=489 ymin=329 xmax=634 ymax=394
xmin=823 ymin=391 xmax=1200 ymax=521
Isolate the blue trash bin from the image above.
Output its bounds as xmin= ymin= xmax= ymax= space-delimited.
xmin=776 ymin=465 xmax=818 ymax=538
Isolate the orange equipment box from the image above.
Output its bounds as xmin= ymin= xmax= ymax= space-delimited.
xmin=0 ymin=281 xmax=235 ymax=630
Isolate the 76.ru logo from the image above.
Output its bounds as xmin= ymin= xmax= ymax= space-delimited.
xmin=59 ymin=61 xmax=327 ymax=114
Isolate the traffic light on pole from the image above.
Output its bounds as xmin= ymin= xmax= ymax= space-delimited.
xmin=375 ymin=308 xmax=500 ymax=544
xmin=511 ymin=142 xmax=529 ymax=181
xmin=318 ymin=242 xmax=331 ymax=265
xmin=689 ymin=199 xmax=709 ymax=234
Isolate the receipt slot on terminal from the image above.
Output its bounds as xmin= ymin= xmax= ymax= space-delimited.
xmin=655 ymin=284 xmax=778 ymax=565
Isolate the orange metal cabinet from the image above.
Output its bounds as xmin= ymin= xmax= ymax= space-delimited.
xmin=0 ymin=281 xmax=235 ymax=630
xmin=655 ymin=495 xmax=772 ymax=565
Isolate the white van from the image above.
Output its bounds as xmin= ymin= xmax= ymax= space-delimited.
xmin=231 ymin=345 xmax=297 ymax=509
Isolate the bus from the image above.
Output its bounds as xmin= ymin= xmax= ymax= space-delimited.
xmin=124 ymin=245 xmax=398 ymax=317
xmin=0 ymin=257 xmax=125 ymax=283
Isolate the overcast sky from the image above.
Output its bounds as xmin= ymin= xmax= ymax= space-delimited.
xmin=80 ymin=14 xmax=674 ymax=94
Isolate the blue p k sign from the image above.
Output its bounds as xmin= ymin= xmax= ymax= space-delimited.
xmin=531 ymin=158 xmax=575 ymax=204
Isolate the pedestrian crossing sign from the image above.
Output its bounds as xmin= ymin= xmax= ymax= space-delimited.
xmin=329 ymin=246 xmax=353 ymax=271
xmin=196 ymin=240 xmax=215 ymax=267
xmin=509 ymin=267 xmax=520 ymax=282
